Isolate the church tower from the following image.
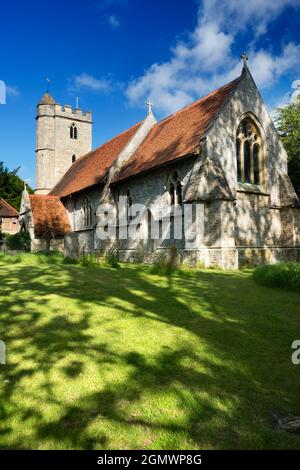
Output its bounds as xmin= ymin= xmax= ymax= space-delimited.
xmin=35 ymin=91 xmax=92 ymax=194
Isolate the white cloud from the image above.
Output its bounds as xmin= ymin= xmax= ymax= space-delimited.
xmin=126 ymin=0 xmax=300 ymax=115
xmin=70 ymin=73 xmax=111 ymax=93
xmin=249 ymin=43 xmax=300 ymax=87
xmin=291 ymin=79 xmax=300 ymax=102
xmin=107 ymin=14 xmax=120 ymax=28
xmin=6 ymin=85 xmax=20 ymax=97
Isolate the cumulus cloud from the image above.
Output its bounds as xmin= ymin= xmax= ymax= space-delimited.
xmin=70 ymin=73 xmax=111 ymax=93
xmin=126 ymin=0 xmax=300 ymax=115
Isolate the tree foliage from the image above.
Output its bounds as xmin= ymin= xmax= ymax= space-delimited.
xmin=275 ymin=96 xmax=300 ymax=196
xmin=0 ymin=162 xmax=33 ymax=210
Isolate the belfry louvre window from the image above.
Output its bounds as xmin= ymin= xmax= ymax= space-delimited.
xmin=236 ymin=117 xmax=263 ymax=185
xmin=70 ymin=123 xmax=78 ymax=140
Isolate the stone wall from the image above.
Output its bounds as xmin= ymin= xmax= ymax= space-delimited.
xmin=36 ymin=103 xmax=92 ymax=194
xmin=59 ymin=68 xmax=299 ymax=269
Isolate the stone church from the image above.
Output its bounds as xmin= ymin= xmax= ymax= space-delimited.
xmin=20 ymin=58 xmax=300 ymax=268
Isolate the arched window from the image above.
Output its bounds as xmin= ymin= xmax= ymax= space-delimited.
xmin=168 ymin=171 xmax=183 ymax=206
xmin=236 ymin=139 xmax=242 ymax=182
xmin=83 ymin=199 xmax=93 ymax=227
xmin=236 ymin=117 xmax=263 ymax=185
xmin=70 ymin=123 xmax=78 ymax=140
xmin=126 ymin=190 xmax=133 ymax=222
xmin=169 ymin=183 xmax=175 ymax=206
xmin=176 ymin=181 xmax=183 ymax=206
xmin=253 ymin=144 xmax=260 ymax=185
xmin=72 ymin=154 xmax=76 ymax=163
xmin=244 ymin=140 xmax=251 ymax=183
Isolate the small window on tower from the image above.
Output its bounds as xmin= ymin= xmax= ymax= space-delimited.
xmin=72 ymin=154 xmax=76 ymax=163
xmin=70 ymin=123 xmax=78 ymax=140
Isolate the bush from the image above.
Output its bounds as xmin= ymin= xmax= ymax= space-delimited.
xmin=253 ymin=262 xmax=300 ymax=292
xmin=5 ymin=232 xmax=31 ymax=251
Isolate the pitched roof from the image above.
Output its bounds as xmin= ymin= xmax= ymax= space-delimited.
xmin=184 ymin=156 xmax=235 ymax=202
xmin=39 ymin=92 xmax=55 ymax=105
xmin=50 ymin=121 xmax=143 ymax=197
xmin=114 ymin=77 xmax=241 ymax=183
xmin=29 ymin=195 xmax=71 ymax=238
xmin=0 ymin=198 xmax=19 ymax=217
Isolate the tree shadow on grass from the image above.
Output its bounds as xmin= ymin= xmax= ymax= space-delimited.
xmin=0 ymin=257 xmax=300 ymax=449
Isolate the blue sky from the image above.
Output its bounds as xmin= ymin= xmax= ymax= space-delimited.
xmin=0 ymin=0 xmax=300 ymax=187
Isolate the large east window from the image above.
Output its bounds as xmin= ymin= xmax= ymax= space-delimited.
xmin=236 ymin=117 xmax=263 ymax=185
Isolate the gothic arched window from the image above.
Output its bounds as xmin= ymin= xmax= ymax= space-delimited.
xmin=83 ymin=198 xmax=93 ymax=227
xmin=126 ymin=190 xmax=133 ymax=222
xmin=72 ymin=154 xmax=76 ymax=163
xmin=236 ymin=117 xmax=263 ymax=185
xmin=70 ymin=123 xmax=78 ymax=140
xmin=176 ymin=181 xmax=183 ymax=206
xmin=168 ymin=171 xmax=182 ymax=206
xmin=169 ymin=183 xmax=175 ymax=206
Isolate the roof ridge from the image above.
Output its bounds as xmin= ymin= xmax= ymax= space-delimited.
xmin=152 ymin=76 xmax=241 ymax=128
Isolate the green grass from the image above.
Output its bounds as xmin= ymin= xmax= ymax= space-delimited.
xmin=253 ymin=262 xmax=300 ymax=292
xmin=0 ymin=252 xmax=300 ymax=449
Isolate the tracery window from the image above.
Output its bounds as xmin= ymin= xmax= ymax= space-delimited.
xmin=236 ymin=117 xmax=263 ymax=185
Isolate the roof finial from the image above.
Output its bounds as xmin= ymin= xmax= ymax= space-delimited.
xmin=146 ymin=98 xmax=153 ymax=115
xmin=46 ymin=78 xmax=51 ymax=93
xmin=241 ymin=52 xmax=248 ymax=68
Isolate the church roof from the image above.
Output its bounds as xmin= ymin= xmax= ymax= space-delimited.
xmin=51 ymin=75 xmax=240 ymax=197
xmin=39 ymin=93 xmax=55 ymax=105
xmin=29 ymin=195 xmax=71 ymax=237
xmin=50 ymin=121 xmax=143 ymax=197
xmin=0 ymin=198 xmax=19 ymax=217
xmin=113 ymin=76 xmax=241 ymax=183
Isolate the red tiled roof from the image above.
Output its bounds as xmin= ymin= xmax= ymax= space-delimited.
xmin=114 ymin=77 xmax=241 ymax=182
xmin=0 ymin=198 xmax=19 ymax=217
xmin=51 ymin=121 xmax=143 ymax=197
xmin=29 ymin=195 xmax=71 ymax=238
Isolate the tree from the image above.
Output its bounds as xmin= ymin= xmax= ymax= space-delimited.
xmin=0 ymin=162 xmax=33 ymax=210
xmin=275 ymin=96 xmax=300 ymax=197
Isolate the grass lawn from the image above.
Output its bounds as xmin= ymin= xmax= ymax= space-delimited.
xmin=0 ymin=253 xmax=300 ymax=450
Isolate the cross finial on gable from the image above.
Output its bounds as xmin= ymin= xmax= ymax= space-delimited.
xmin=241 ymin=52 xmax=248 ymax=68
xmin=146 ymin=98 xmax=153 ymax=115
xmin=46 ymin=78 xmax=51 ymax=93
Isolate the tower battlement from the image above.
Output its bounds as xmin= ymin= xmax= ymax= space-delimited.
xmin=35 ymin=92 xmax=92 ymax=194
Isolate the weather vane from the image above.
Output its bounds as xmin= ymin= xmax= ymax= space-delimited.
xmin=46 ymin=78 xmax=51 ymax=93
